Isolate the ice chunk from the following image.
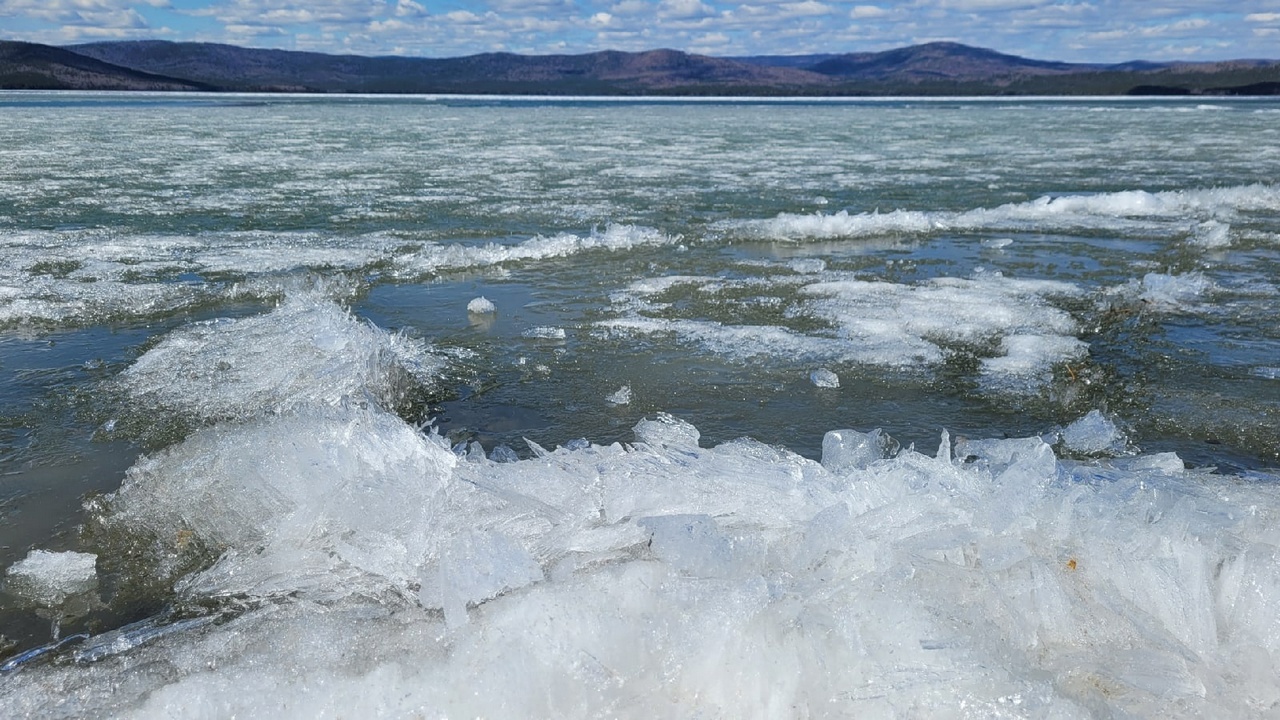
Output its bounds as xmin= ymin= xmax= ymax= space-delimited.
xmin=1139 ymin=272 xmax=1212 ymax=307
xmin=4 ymin=550 xmax=97 ymax=608
xmin=1190 ymin=220 xmax=1231 ymax=248
xmin=1117 ymin=452 xmax=1184 ymax=474
xmin=821 ymin=428 xmax=894 ymax=474
xmin=467 ymin=296 xmax=496 ymax=314
xmin=489 ymin=445 xmax=520 ymax=463
xmin=1060 ymin=410 xmax=1127 ymax=455
xmin=632 ymin=412 xmax=700 ymax=449
xmin=603 ymin=269 xmax=1086 ymax=392
xmin=606 ymin=385 xmax=632 ymax=405
xmin=809 ymin=368 xmax=840 ymax=388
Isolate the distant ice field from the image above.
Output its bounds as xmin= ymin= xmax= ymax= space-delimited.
xmin=1 ymin=94 xmax=1279 ymax=717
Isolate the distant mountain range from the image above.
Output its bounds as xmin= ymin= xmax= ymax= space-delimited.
xmin=1 ymin=39 xmax=1277 ymax=96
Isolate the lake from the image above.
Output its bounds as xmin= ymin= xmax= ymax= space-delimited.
xmin=2 ymin=93 xmax=1279 ymax=716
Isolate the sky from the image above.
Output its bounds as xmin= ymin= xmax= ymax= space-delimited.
xmin=2 ymin=1 xmax=1280 ymax=62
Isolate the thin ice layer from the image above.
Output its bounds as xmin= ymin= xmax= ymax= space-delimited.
xmin=112 ymin=292 xmax=446 ymax=426
xmin=5 ymin=413 xmax=1280 ymax=717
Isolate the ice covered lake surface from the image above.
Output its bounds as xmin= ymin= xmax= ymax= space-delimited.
xmin=1 ymin=92 xmax=1279 ymax=716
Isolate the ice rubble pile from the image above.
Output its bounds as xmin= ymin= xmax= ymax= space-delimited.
xmin=112 ymin=292 xmax=445 ymax=427
xmin=5 ymin=408 xmax=1280 ymax=717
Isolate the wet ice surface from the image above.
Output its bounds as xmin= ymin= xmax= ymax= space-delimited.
xmin=2 ymin=95 xmax=1280 ymax=716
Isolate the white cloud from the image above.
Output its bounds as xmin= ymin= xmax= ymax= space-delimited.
xmin=657 ymin=0 xmax=718 ymax=20
xmin=394 ymin=0 xmax=425 ymax=18
xmin=608 ymin=0 xmax=652 ymax=16
xmin=938 ymin=0 xmax=1053 ymax=10
xmin=445 ymin=9 xmax=483 ymax=23
xmin=1245 ymin=12 xmax=1280 ymax=23
xmin=850 ymin=5 xmax=889 ymax=19
xmin=224 ymin=23 xmax=288 ymax=36
xmin=779 ymin=1 xmax=832 ymax=17
xmin=192 ymin=0 xmax=389 ymax=29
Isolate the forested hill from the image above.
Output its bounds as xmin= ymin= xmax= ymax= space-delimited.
xmin=2 ymin=38 xmax=1277 ymax=95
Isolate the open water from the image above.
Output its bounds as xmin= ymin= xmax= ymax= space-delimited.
xmin=1 ymin=92 xmax=1279 ymax=717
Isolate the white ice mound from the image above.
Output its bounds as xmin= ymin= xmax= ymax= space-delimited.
xmin=980 ymin=333 xmax=1089 ymax=393
xmin=3 ymin=550 xmax=98 ymax=608
xmin=1191 ymin=220 xmax=1232 ymax=248
xmin=15 ymin=417 xmax=1280 ymax=718
xmin=114 ymin=292 xmax=445 ymax=425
